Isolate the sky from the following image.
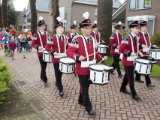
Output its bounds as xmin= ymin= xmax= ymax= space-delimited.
xmin=13 ymin=0 xmax=125 ymax=11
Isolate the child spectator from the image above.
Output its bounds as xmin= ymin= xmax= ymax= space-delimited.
xmin=9 ymin=37 xmax=16 ymax=60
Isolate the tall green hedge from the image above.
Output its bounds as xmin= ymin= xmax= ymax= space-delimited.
xmin=0 ymin=57 xmax=11 ymax=104
xmin=151 ymin=31 xmax=160 ymax=47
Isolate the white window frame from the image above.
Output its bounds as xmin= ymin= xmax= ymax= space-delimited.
xmin=129 ymin=0 xmax=152 ymax=10
xmin=94 ymin=8 xmax=97 ymax=16
xmin=127 ymin=15 xmax=156 ymax=35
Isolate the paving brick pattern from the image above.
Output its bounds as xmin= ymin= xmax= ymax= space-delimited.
xmin=1 ymin=49 xmax=160 ymax=120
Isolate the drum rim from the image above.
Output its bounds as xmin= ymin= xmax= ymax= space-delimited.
xmin=89 ymin=79 xmax=109 ymax=85
xmin=89 ymin=64 xmax=113 ymax=72
xmin=135 ymin=59 xmax=151 ymax=64
xmin=150 ymin=49 xmax=160 ymax=51
xmin=59 ymin=61 xmax=75 ymax=64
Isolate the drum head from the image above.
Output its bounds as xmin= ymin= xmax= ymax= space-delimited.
xmin=43 ymin=50 xmax=49 ymax=54
xmin=98 ymin=44 xmax=108 ymax=48
xmin=60 ymin=58 xmax=75 ymax=64
xmin=150 ymin=49 xmax=160 ymax=52
xmin=90 ymin=64 xmax=112 ymax=71
xmin=136 ymin=59 xmax=150 ymax=64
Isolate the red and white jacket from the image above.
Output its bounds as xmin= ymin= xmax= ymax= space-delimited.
xmin=119 ymin=34 xmax=138 ymax=66
xmin=45 ymin=34 xmax=67 ymax=62
xmin=66 ymin=32 xmax=79 ymax=43
xmin=91 ymin=31 xmax=102 ymax=43
xmin=67 ymin=35 xmax=101 ymax=75
xmin=110 ymin=33 xmax=123 ymax=54
xmin=32 ymin=31 xmax=48 ymax=56
xmin=138 ymin=31 xmax=153 ymax=55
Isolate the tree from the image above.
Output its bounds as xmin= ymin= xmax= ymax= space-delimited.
xmin=8 ymin=1 xmax=17 ymax=26
xmin=30 ymin=0 xmax=37 ymax=35
xmin=98 ymin=0 xmax=113 ymax=54
xmin=0 ymin=4 xmax=2 ymax=29
xmin=51 ymin=0 xmax=59 ymax=34
xmin=2 ymin=0 xmax=8 ymax=27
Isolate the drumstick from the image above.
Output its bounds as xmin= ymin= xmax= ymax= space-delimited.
xmin=98 ymin=60 xmax=103 ymax=64
xmin=84 ymin=52 xmax=98 ymax=59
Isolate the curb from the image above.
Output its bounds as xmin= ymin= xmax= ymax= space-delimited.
xmin=12 ymin=80 xmax=48 ymax=120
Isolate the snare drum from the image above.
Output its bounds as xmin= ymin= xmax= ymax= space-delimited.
xmin=150 ymin=49 xmax=160 ymax=60
xmin=43 ymin=50 xmax=52 ymax=62
xmin=97 ymin=44 xmax=108 ymax=54
xmin=89 ymin=64 xmax=113 ymax=85
xmin=59 ymin=57 xmax=75 ymax=74
xmin=134 ymin=59 xmax=155 ymax=75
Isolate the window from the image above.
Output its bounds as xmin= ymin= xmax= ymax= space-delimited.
xmin=94 ymin=8 xmax=97 ymax=16
xmin=129 ymin=0 xmax=152 ymax=10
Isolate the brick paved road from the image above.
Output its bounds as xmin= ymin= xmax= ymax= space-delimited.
xmin=1 ymin=49 xmax=160 ymax=120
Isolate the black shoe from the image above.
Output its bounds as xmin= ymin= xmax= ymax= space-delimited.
xmin=44 ymin=82 xmax=48 ymax=87
xmin=88 ymin=109 xmax=96 ymax=116
xmin=119 ymin=74 xmax=123 ymax=78
xmin=59 ymin=91 xmax=64 ymax=96
xmin=120 ymin=89 xmax=131 ymax=94
xmin=78 ymin=101 xmax=84 ymax=106
xmin=132 ymin=94 xmax=141 ymax=100
xmin=111 ymin=71 xmax=115 ymax=75
xmin=147 ymin=83 xmax=155 ymax=87
xmin=135 ymin=79 xmax=144 ymax=83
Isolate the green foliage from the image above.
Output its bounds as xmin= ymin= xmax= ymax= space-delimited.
xmin=120 ymin=29 xmax=130 ymax=37
xmin=150 ymin=31 xmax=160 ymax=47
xmin=77 ymin=30 xmax=82 ymax=35
xmin=0 ymin=58 xmax=11 ymax=104
xmin=8 ymin=1 xmax=17 ymax=26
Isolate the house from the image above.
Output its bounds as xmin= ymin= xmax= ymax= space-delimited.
xmin=49 ymin=0 xmax=122 ymax=32
xmin=18 ymin=0 xmax=122 ymax=32
xmin=113 ymin=0 xmax=160 ymax=35
xmin=17 ymin=0 xmax=50 ymax=31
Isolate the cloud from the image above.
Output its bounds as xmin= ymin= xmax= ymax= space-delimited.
xmin=13 ymin=0 xmax=29 ymax=11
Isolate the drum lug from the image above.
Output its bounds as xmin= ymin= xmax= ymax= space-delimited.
xmin=94 ymin=72 xmax=96 ymax=82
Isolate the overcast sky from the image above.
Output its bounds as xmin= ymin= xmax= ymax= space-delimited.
xmin=13 ymin=0 xmax=125 ymax=11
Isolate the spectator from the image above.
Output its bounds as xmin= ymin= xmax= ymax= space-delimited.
xmin=9 ymin=37 xmax=16 ymax=60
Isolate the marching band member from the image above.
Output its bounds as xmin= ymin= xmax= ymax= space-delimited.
xmin=91 ymin=21 xmax=104 ymax=44
xmin=119 ymin=18 xmax=143 ymax=100
xmin=135 ymin=17 xmax=155 ymax=87
xmin=45 ymin=17 xmax=67 ymax=96
xmin=67 ymin=12 xmax=107 ymax=115
xmin=32 ymin=16 xmax=49 ymax=87
xmin=110 ymin=21 xmax=123 ymax=78
xmin=66 ymin=21 xmax=79 ymax=43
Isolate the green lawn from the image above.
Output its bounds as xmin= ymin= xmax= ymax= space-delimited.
xmin=104 ymin=56 xmax=160 ymax=80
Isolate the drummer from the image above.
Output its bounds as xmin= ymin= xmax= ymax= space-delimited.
xmin=66 ymin=21 xmax=79 ymax=43
xmin=110 ymin=21 xmax=123 ymax=78
xmin=119 ymin=19 xmax=143 ymax=100
xmin=135 ymin=18 xmax=155 ymax=87
xmin=45 ymin=17 xmax=67 ymax=96
xmin=67 ymin=12 xmax=107 ymax=115
xmin=91 ymin=20 xmax=104 ymax=44
xmin=32 ymin=16 xmax=49 ymax=87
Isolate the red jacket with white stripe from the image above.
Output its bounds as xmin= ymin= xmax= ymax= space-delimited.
xmin=66 ymin=35 xmax=101 ymax=75
xmin=32 ymin=31 xmax=48 ymax=56
xmin=45 ymin=34 xmax=67 ymax=62
xmin=110 ymin=33 xmax=123 ymax=55
xmin=138 ymin=32 xmax=151 ymax=55
xmin=91 ymin=31 xmax=102 ymax=43
xmin=119 ymin=34 xmax=138 ymax=66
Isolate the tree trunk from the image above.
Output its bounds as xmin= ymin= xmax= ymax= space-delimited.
xmin=2 ymin=0 xmax=8 ymax=28
xmin=51 ymin=0 xmax=59 ymax=34
xmin=30 ymin=0 xmax=37 ymax=35
xmin=98 ymin=0 xmax=113 ymax=55
xmin=0 ymin=4 xmax=2 ymax=29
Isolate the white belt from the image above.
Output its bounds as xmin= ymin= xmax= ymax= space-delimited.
xmin=81 ymin=60 xmax=96 ymax=68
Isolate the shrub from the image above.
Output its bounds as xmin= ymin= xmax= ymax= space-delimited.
xmin=150 ymin=31 xmax=160 ymax=47
xmin=0 ymin=58 xmax=11 ymax=104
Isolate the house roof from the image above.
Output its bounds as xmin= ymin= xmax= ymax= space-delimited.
xmin=112 ymin=1 xmax=126 ymax=22
xmin=36 ymin=0 xmax=50 ymax=12
xmin=74 ymin=0 xmax=122 ymax=8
